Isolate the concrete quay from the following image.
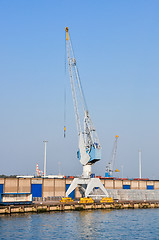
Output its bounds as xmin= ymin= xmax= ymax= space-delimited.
xmin=0 ymin=201 xmax=159 ymax=215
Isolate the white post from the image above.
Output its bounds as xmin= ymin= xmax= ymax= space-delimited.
xmin=58 ymin=161 xmax=61 ymax=175
xmin=139 ymin=149 xmax=141 ymax=179
xmin=43 ymin=140 xmax=48 ymax=177
xmin=121 ymin=165 xmax=124 ymax=178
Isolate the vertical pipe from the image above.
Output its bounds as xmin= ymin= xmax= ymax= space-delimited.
xmin=58 ymin=161 xmax=61 ymax=175
xmin=43 ymin=140 xmax=48 ymax=177
xmin=121 ymin=165 xmax=124 ymax=178
xmin=44 ymin=143 xmax=46 ymax=176
xmin=139 ymin=149 xmax=141 ymax=179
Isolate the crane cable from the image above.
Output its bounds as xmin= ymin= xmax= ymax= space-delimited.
xmin=68 ymin=32 xmax=88 ymax=112
xmin=64 ymin=30 xmax=67 ymax=138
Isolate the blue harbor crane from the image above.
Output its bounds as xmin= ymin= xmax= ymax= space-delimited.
xmin=65 ymin=27 xmax=108 ymax=198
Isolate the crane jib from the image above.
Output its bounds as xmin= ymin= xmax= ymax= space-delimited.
xmin=65 ymin=27 xmax=101 ymax=170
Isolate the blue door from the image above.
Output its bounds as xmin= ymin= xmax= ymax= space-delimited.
xmin=147 ymin=185 xmax=154 ymax=190
xmin=123 ymin=185 xmax=130 ymax=189
xmin=0 ymin=184 xmax=3 ymax=202
xmin=31 ymin=184 xmax=42 ymax=197
xmin=0 ymin=184 xmax=3 ymax=194
xmin=66 ymin=184 xmax=75 ymax=199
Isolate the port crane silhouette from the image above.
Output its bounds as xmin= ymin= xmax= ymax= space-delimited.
xmin=105 ymin=135 xmax=119 ymax=177
xmin=65 ymin=27 xmax=108 ymax=198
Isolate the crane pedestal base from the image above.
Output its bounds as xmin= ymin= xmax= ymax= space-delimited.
xmin=66 ymin=177 xmax=109 ymax=199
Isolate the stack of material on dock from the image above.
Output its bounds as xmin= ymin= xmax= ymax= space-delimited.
xmin=107 ymin=189 xmax=159 ymax=201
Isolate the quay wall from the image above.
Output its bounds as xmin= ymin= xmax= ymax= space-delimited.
xmin=0 ymin=178 xmax=159 ymax=199
xmin=1 ymin=201 xmax=159 ymax=215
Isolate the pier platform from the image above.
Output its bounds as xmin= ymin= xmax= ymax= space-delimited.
xmin=0 ymin=200 xmax=159 ymax=215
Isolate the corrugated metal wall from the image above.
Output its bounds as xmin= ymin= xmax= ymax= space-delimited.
xmin=54 ymin=179 xmax=65 ymax=197
xmin=1 ymin=178 xmax=159 ymax=198
xmin=4 ymin=179 xmax=18 ymax=193
xmin=18 ymin=179 xmax=31 ymax=193
xmin=43 ymin=179 xmax=55 ymax=197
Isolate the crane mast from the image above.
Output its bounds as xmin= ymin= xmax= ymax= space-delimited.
xmin=105 ymin=135 xmax=119 ymax=177
xmin=65 ymin=27 xmax=101 ymax=178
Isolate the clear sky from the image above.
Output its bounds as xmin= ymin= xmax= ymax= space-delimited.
xmin=0 ymin=0 xmax=159 ymax=179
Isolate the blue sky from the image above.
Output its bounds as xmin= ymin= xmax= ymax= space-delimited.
xmin=0 ymin=0 xmax=159 ymax=178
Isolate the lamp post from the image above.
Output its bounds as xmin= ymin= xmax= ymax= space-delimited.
xmin=139 ymin=149 xmax=142 ymax=179
xmin=43 ymin=140 xmax=48 ymax=177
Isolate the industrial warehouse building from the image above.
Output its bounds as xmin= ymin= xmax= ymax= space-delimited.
xmin=0 ymin=177 xmax=159 ymax=199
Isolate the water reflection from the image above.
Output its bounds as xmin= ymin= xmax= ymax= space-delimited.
xmin=0 ymin=209 xmax=159 ymax=239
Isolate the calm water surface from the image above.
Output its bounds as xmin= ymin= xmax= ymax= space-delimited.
xmin=0 ymin=209 xmax=159 ymax=240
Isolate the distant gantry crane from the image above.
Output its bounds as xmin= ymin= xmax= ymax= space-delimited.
xmin=65 ymin=27 xmax=108 ymax=198
xmin=105 ymin=135 xmax=119 ymax=177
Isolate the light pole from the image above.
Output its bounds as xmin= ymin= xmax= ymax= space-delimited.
xmin=139 ymin=149 xmax=142 ymax=179
xmin=58 ymin=161 xmax=61 ymax=175
xmin=43 ymin=140 xmax=48 ymax=177
xmin=121 ymin=165 xmax=124 ymax=178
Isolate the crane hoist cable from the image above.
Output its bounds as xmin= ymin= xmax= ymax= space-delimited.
xmin=64 ymin=30 xmax=67 ymax=138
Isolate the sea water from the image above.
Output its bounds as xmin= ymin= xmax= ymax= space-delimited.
xmin=0 ymin=208 xmax=159 ymax=239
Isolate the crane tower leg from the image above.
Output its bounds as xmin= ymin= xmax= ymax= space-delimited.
xmin=85 ymin=178 xmax=108 ymax=198
xmin=66 ymin=177 xmax=109 ymax=199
